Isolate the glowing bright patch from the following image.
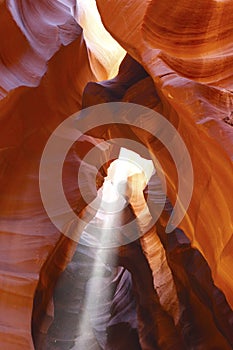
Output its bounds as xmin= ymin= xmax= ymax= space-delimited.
xmin=76 ymin=0 xmax=126 ymax=80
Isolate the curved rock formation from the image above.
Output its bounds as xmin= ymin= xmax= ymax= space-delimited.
xmin=0 ymin=1 xmax=118 ymax=348
xmin=0 ymin=0 xmax=233 ymax=349
xmin=96 ymin=0 xmax=233 ymax=309
xmin=78 ymin=54 xmax=233 ymax=349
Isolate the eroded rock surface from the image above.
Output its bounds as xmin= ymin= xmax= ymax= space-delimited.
xmin=0 ymin=1 xmax=233 ymax=349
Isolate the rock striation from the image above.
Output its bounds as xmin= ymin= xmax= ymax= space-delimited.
xmin=0 ymin=1 xmax=233 ymax=349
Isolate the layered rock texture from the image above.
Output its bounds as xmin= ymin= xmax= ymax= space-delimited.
xmin=0 ymin=1 xmax=233 ymax=349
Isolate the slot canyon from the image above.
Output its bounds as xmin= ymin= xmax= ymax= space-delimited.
xmin=0 ymin=0 xmax=233 ymax=349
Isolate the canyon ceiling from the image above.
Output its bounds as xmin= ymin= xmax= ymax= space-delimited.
xmin=0 ymin=0 xmax=233 ymax=349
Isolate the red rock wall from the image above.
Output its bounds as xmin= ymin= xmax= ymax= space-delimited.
xmin=0 ymin=1 xmax=233 ymax=349
xmin=96 ymin=0 xmax=233 ymax=309
xmin=0 ymin=2 xmax=98 ymax=348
